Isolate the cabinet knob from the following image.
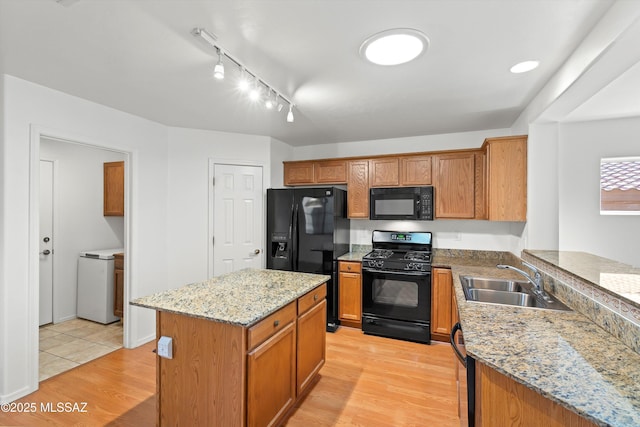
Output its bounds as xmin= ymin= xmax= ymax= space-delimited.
xmin=274 ymin=320 xmax=280 ymax=327
xmin=314 ymin=294 xmax=318 ymax=301
xmin=347 ymin=266 xmax=351 ymax=271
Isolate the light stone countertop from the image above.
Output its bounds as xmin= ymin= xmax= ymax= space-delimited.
xmin=131 ymin=269 xmax=330 ymax=327
xmin=437 ymin=255 xmax=640 ymax=427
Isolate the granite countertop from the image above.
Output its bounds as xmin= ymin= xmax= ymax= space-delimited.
xmin=131 ymin=269 xmax=330 ymax=327
xmin=441 ymin=255 xmax=640 ymax=427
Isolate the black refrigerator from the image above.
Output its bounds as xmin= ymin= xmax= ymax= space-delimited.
xmin=267 ymin=187 xmax=350 ymax=332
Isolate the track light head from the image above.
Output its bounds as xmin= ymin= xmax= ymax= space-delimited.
xmin=249 ymin=77 xmax=262 ymax=101
xmin=238 ymin=68 xmax=250 ymax=91
xmin=287 ymin=104 xmax=294 ymax=123
xmin=213 ymin=49 xmax=224 ymax=80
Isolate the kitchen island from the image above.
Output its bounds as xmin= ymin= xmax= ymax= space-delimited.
xmin=131 ymin=268 xmax=330 ymax=427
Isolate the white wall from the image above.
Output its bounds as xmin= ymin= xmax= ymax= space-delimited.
xmin=284 ymin=128 xmax=525 ymax=252
xmin=1 ymin=74 xmax=169 ymax=402
xmin=269 ymin=137 xmax=293 ymax=189
xmin=166 ymin=127 xmax=272 ymax=288
xmin=40 ymin=138 xmax=126 ymax=322
xmin=558 ymin=117 xmax=640 ymax=267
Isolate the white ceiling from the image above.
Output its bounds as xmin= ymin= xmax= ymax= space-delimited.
xmin=0 ymin=0 xmax=616 ymax=146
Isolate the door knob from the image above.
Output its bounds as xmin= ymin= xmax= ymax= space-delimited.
xmin=43 ymin=237 xmax=50 ymax=243
xmin=40 ymin=249 xmax=51 ymax=255
xmin=254 ymin=249 xmax=261 ymax=255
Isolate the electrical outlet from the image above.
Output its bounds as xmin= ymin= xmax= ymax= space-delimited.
xmin=157 ymin=336 xmax=173 ymax=359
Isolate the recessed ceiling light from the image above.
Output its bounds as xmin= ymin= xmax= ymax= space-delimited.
xmin=510 ymin=60 xmax=540 ymax=74
xmin=360 ymin=29 xmax=429 ymax=66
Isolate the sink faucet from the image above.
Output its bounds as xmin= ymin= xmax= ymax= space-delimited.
xmin=496 ymin=261 xmax=551 ymax=300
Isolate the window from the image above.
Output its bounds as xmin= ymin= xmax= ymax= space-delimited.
xmin=600 ymin=157 xmax=640 ymax=214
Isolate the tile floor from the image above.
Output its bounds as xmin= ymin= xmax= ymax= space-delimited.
xmin=39 ymin=318 xmax=123 ymax=381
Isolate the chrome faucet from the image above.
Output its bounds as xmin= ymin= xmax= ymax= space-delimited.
xmin=497 ymin=261 xmax=551 ymax=300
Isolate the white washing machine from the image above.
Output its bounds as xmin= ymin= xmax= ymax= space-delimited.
xmin=77 ymin=248 xmax=124 ymax=324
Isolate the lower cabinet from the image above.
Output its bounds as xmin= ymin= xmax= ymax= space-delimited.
xmin=338 ymin=261 xmax=362 ymax=328
xmin=431 ymin=267 xmax=454 ymax=342
xmin=113 ymin=253 xmax=124 ymax=318
xmin=247 ymin=321 xmax=297 ymax=427
xmin=297 ymin=299 xmax=327 ymax=395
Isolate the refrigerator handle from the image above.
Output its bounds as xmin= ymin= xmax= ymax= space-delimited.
xmin=292 ymin=202 xmax=299 ymax=270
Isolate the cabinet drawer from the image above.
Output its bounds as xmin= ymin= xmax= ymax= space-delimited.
xmin=248 ymin=302 xmax=296 ymax=351
xmin=298 ymin=283 xmax=327 ymax=315
xmin=114 ymin=254 xmax=124 ymax=270
xmin=339 ymin=261 xmax=361 ymax=273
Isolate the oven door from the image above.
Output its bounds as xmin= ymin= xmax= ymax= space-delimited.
xmin=362 ymin=268 xmax=431 ymax=322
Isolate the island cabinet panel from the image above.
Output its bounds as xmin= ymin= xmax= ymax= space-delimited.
xmin=283 ymin=161 xmax=314 ymax=185
xmin=247 ymin=321 xmax=297 ymax=427
xmin=156 ymin=311 xmax=246 ymax=427
xmin=347 ymin=160 xmax=370 ymax=218
xmin=475 ymin=361 xmax=598 ymax=427
xmin=433 ymin=152 xmax=476 ymax=218
xmin=297 ymin=298 xmax=327 ymax=395
xmin=400 ymin=155 xmax=432 ymax=186
xmin=431 ymin=267 xmax=453 ymax=342
xmin=314 ymin=160 xmax=347 ymax=183
xmin=369 ymin=157 xmax=399 ymax=187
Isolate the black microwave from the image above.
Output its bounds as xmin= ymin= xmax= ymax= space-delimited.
xmin=369 ymin=186 xmax=434 ymax=220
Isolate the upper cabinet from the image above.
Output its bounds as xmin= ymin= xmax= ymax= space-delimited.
xmin=104 ymin=161 xmax=124 ymax=216
xmin=282 ymin=135 xmax=527 ymax=221
xmin=400 ymin=155 xmax=432 ymax=186
xmin=483 ymin=136 xmax=527 ymax=221
xmin=433 ymin=152 xmax=476 ymax=219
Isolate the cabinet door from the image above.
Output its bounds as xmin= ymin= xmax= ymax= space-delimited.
xmin=247 ymin=321 xmax=296 ymax=427
xmin=114 ymin=268 xmax=124 ymax=318
xmin=338 ymin=270 xmax=362 ymax=327
xmin=314 ymin=160 xmax=347 ymax=184
xmin=297 ymin=299 xmax=326 ymax=395
xmin=433 ymin=152 xmax=476 ymax=218
xmin=347 ymin=160 xmax=370 ymax=218
xmin=431 ymin=268 xmax=453 ymax=342
xmin=486 ymin=136 xmax=527 ymax=221
xmin=283 ymin=161 xmax=314 ymax=185
xmin=400 ymin=155 xmax=432 ymax=186
xmin=103 ymin=161 xmax=124 ymax=216
xmin=370 ymin=158 xmax=399 ymax=187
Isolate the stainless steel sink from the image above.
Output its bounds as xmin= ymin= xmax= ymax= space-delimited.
xmin=460 ymin=275 xmax=572 ymax=311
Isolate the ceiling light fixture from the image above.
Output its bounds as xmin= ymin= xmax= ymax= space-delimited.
xmin=192 ymin=27 xmax=295 ymax=122
xmin=510 ymin=60 xmax=540 ymax=74
xmin=360 ymin=28 xmax=429 ymax=66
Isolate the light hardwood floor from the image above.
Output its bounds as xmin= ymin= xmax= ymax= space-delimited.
xmin=1 ymin=327 xmax=458 ymax=426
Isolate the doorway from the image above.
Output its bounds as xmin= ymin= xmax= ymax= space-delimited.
xmin=36 ymin=135 xmax=129 ymax=381
xmin=209 ymin=162 xmax=265 ymax=277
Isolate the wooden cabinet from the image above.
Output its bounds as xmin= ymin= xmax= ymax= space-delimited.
xmin=431 ymin=267 xmax=454 ymax=342
xmin=283 ymin=161 xmax=315 ymax=185
xmin=296 ymin=285 xmax=327 ymax=395
xmin=369 ymin=158 xmax=399 ymax=187
xmin=314 ymin=160 xmax=347 ymax=183
xmin=113 ymin=253 xmax=124 ymax=318
xmin=103 ymin=161 xmax=124 ymax=216
xmin=484 ymin=135 xmax=527 ymax=221
xmin=433 ymin=152 xmax=476 ymax=218
xmin=475 ymin=361 xmax=597 ymax=427
xmin=247 ymin=308 xmax=297 ymax=427
xmin=400 ymin=155 xmax=432 ymax=186
xmin=338 ymin=261 xmax=362 ymax=328
xmin=347 ymin=160 xmax=370 ymax=219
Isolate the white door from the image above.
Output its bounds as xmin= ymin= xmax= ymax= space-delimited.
xmin=39 ymin=160 xmax=54 ymax=326
xmin=213 ymin=164 xmax=264 ymax=276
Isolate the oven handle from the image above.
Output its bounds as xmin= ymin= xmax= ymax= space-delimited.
xmin=450 ymin=322 xmax=466 ymax=366
xmin=362 ymin=268 xmax=430 ymax=276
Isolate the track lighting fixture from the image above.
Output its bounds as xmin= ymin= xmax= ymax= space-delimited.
xmin=192 ymin=27 xmax=296 ymax=123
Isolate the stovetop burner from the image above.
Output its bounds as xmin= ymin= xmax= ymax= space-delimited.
xmin=363 ymin=231 xmax=433 ymax=272
xmin=366 ymin=249 xmax=394 ymax=259
xmin=404 ymin=251 xmax=431 ymax=262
